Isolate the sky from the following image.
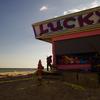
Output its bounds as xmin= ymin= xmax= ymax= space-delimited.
xmin=0 ymin=0 xmax=100 ymax=68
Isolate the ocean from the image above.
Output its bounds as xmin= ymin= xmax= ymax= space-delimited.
xmin=0 ymin=68 xmax=35 ymax=73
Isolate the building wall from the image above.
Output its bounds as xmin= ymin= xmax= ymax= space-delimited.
xmin=55 ymin=35 xmax=100 ymax=55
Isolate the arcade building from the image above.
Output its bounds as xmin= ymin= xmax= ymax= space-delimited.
xmin=32 ymin=6 xmax=100 ymax=71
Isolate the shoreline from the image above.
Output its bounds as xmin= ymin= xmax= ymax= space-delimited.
xmin=0 ymin=71 xmax=35 ymax=78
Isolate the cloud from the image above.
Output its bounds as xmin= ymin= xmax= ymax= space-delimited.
xmin=40 ymin=6 xmax=48 ymax=11
xmin=90 ymin=0 xmax=99 ymax=8
xmin=63 ymin=11 xmax=68 ymax=15
xmin=63 ymin=0 xmax=100 ymax=15
xmin=63 ymin=9 xmax=80 ymax=15
xmin=54 ymin=16 xmax=58 ymax=18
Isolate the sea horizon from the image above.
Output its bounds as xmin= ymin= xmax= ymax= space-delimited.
xmin=0 ymin=68 xmax=36 ymax=73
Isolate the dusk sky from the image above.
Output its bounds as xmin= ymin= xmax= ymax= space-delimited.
xmin=0 ymin=0 xmax=100 ymax=68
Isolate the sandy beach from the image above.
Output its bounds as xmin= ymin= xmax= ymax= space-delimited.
xmin=0 ymin=71 xmax=35 ymax=78
xmin=0 ymin=71 xmax=100 ymax=100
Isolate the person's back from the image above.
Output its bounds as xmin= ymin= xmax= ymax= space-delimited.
xmin=47 ymin=56 xmax=52 ymax=71
xmin=38 ymin=60 xmax=44 ymax=70
xmin=47 ymin=56 xmax=52 ymax=64
xmin=37 ymin=60 xmax=44 ymax=85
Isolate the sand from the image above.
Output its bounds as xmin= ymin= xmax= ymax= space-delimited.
xmin=0 ymin=71 xmax=34 ymax=78
xmin=0 ymin=71 xmax=100 ymax=100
